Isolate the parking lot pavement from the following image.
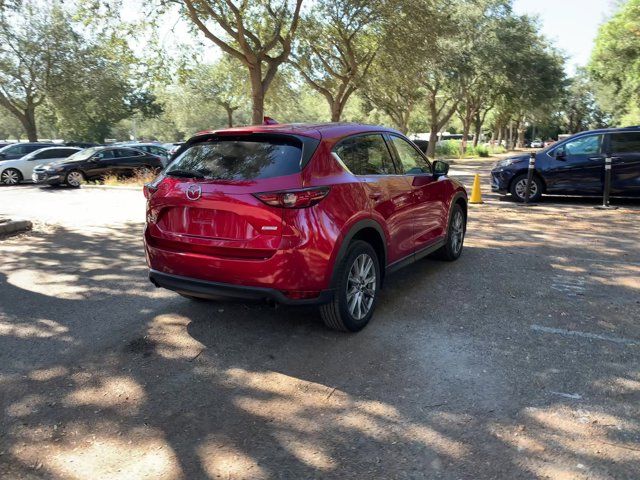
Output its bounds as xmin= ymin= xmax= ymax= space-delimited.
xmin=1 ymin=178 xmax=639 ymax=479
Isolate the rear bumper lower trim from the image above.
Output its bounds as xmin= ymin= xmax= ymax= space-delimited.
xmin=149 ymin=269 xmax=334 ymax=305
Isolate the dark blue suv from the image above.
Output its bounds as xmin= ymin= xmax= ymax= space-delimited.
xmin=491 ymin=126 xmax=640 ymax=201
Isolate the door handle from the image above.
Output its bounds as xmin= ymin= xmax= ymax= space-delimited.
xmin=589 ymin=156 xmax=603 ymax=161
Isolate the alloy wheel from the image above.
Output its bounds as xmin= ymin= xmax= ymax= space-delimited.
xmin=1 ymin=169 xmax=20 ymax=185
xmin=67 ymin=171 xmax=83 ymax=187
xmin=451 ymin=210 xmax=465 ymax=254
xmin=514 ymin=178 xmax=538 ymax=199
xmin=346 ymin=253 xmax=376 ymax=320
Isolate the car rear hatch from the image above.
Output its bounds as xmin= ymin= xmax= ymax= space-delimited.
xmin=145 ymin=133 xmax=320 ymax=260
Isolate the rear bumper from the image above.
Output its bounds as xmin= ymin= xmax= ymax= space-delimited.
xmin=149 ymin=269 xmax=334 ymax=305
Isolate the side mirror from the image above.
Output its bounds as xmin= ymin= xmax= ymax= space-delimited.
xmin=0 ymin=153 xmax=6 ymax=158
xmin=555 ymin=148 xmax=566 ymax=160
xmin=433 ymin=160 xmax=449 ymax=176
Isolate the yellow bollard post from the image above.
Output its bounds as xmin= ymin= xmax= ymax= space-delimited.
xmin=469 ymin=173 xmax=483 ymax=204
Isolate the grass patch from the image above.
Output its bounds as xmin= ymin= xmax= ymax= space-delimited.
xmin=92 ymin=169 xmax=159 ymax=187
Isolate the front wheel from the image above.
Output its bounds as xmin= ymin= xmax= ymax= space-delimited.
xmin=65 ymin=170 xmax=84 ymax=188
xmin=1 ymin=168 xmax=22 ymax=185
xmin=320 ymin=240 xmax=380 ymax=332
xmin=433 ymin=203 xmax=466 ymax=261
xmin=510 ymin=173 xmax=542 ymax=202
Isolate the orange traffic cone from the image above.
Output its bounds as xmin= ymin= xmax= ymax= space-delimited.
xmin=469 ymin=174 xmax=483 ymax=204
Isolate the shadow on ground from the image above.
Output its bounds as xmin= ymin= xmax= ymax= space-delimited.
xmin=0 ymin=213 xmax=639 ymax=479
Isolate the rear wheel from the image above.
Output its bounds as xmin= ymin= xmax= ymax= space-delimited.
xmin=510 ymin=173 xmax=542 ymax=202
xmin=433 ymin=203 xmax=466 ymax=261
xmin=65 ymin=170 xmax=84 ymax=188
xmin=320 ymin=240 xmax=380 ymax=332
xmin=1 ymin=168 xmax=22 ymax=185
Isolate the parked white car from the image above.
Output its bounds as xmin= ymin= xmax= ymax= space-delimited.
xmin=530 ymin=139 xmax=544 ymax=148
xmin=0 ymin=146 xmax=80 ymax=185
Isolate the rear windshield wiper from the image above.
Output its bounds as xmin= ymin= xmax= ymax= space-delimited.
xmin=165 ymin=169 xmax=206 ymax=178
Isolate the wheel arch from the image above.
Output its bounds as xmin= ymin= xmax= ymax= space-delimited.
xmin=446 ymin=190 xmax=468 ymax=231
xmin=329 ymin=219 xmax=388 ymax=289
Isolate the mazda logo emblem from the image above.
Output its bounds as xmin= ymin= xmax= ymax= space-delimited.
xmin=186 ymin=184 xmax=201 ymax=201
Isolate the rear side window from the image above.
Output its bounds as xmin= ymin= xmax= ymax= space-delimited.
xmin=26 ymin=145 xmax=46 ymax=153
xmin=35 ymin=149 xmax=73 ymax=159
xmin=150 ymin=146 xmax=167 ymax=156
xmin=116 ymin=148 xmax=143 ymax=157
xmin=611 ymin=133 xmax=640 ymax=153
xmin=167 ymin=137 xmax=303 ymax=180
xmin=333 ymin=134 xmax=394 ymax=175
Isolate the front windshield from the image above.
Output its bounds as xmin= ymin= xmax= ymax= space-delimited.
xmin=67 ymin=147 xmax=100 ymax=162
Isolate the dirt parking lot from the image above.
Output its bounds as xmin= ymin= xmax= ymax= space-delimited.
xmin=1 ymin=167 xmax=639 ymax=479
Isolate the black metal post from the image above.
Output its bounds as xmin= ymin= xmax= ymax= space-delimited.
xmin=595 ymin=155 xmax=618 ymax=210
xmin=524 ymin=152 xmax=536 ymax=204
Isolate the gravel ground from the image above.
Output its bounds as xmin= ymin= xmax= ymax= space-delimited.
xmin=0 ymin=166 xmax=639 ymax=480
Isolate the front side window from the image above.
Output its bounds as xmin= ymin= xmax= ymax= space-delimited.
xmin=610 ymin=132 xmax=640 ymax=153
xmin=95 ymin=150 xmax=115 ymax=161
xmin=389 ymin=135 xmax=430 ymax=174
xmin=166 ymin=136 xmax=303 ymax=180
xmin=26 ymin=145 xmax=45 ymax=153
xmin=333 ymin=134 xmax=394 ymax=175
xmin=562 ymin=135 xmax=602 ymax=156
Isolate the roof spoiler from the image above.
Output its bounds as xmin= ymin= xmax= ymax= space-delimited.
xmin=263 ymin=116 xmax=279 ymax=125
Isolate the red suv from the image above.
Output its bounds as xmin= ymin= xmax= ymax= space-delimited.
xmin=144 ymin=123 xmax=467 ymax=331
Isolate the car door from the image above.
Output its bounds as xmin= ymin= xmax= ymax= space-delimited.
xmin=88 ymin=149 xmax=118 ymax=178
xmin=333 ymin=134 xmax=414 ymax=264
xmin=114 ymin=148 xmax=147 ymax=174
xmin=610 ymin=132 xmax=640 ymax=196
xmin=386 ymin=134 xmax=446 ymax=250
xmin=544 ymin=134 xmax=604 ymax=194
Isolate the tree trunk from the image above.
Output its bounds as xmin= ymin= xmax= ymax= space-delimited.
xmin=461 ymin=118 xmax=471 ymax=153
xmin=330 ymin=100 xmax=345 ymax=122
xmin=426 ymin=129 xmax=438 ymax=159
xmin=473 ymin=116 xmax=482 ymax=147
xmin=20 ymin=108 xmax=38 ymax=142
xmin=224 ymin=106 xmax=234 ymax=128
xmin=249 ymin=65 xmax=265 ymax=125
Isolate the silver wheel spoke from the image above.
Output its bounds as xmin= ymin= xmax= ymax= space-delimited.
xmin=345 ymin=253 xmax=376 ymax=320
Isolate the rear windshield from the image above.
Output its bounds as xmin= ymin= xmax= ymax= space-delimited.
xmin=166 ymin=137 xmax=303 ymax=180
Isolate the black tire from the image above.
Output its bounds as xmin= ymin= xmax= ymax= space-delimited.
xmin=65 ymin=170 xmax=84 ymax=188
xmin=433 ymin=203 xmax=466 ymax=261
xmin=320 ymin=240 xmax=381 ymax=332
xmin=0 ymin=168 xmax=23 ymax=185
xmin=509 ymin=173 xmax=542 ymax=202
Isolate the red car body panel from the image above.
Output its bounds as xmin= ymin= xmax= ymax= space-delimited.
xmin=144 ymin=123 xmax=467 ymax=302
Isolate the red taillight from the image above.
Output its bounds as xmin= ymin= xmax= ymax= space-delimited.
xmin=143 ymin=184 xmax=157 ymax=199
xmin=143 ymin=175 xmax=165 ymax=199
xmin=253 ymin=187 xmax=330 ymax=208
